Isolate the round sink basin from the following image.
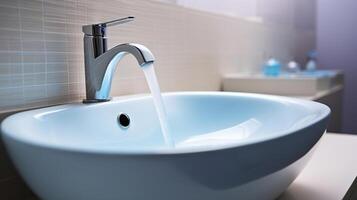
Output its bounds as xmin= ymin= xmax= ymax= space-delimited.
xmin=1 ymin=92 xmax=330 ymax=200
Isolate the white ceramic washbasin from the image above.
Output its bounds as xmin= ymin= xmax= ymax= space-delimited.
xmin=1 ymin=92 xmax=330 ymax=200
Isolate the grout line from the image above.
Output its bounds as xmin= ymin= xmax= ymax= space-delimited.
xmin=17 ymin=1 xmax=25 ymax=106
xmin=0 ymin=83 xmax=80 ymax=90
xmin=42 ymin=0 xmax=48 ymax=100
xmin=65 ymin=0 xmax=70 ymax=100
xmin=0 ymin=50 xmax=84 ymax=54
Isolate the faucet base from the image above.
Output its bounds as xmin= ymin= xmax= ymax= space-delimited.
xmin=82 ymin=98 xmax=111 ymax=104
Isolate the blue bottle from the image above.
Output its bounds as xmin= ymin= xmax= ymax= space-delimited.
xmin=305 ymin=50 xmax=317 ymax=72
xmin=264 ymin=58 xmax=281 ymax=77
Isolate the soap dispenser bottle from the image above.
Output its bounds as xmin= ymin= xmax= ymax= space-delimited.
xmin=305 ymin=50 xmax=317 ymax=72
xmin=263 ymin=58 xmax=281 ymax=77
xmin=287 ymin=61 xmax=301 ymax=74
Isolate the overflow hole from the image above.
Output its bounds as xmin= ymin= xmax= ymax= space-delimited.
xmin=118 ymin=113 xmax=130 ymax=128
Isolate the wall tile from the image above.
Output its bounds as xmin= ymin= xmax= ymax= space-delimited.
xmin=23 ymin=63 xmax=46 ymax=74
xmin=24 ymin=73 xmax=46 ymax=86
xmin=0 ymin=74 xmax=22 ymax=88
xmin=0 ymin=87 xmax=24 ymax=110
xmin=0 ymin=64 xmax=22 ymax=75
xmin=19 ymin=0 xmax=43 ymax=11
xmin=24 ymin=85 xmax=47 ymax=103
xmin=22 ymin=52 xmax=45 ymax=63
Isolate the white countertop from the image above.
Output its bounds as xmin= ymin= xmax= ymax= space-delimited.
xmin=279 ymin=133 xmax=357 ymax=200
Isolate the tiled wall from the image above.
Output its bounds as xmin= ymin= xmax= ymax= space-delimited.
xmin=0 ymin=0 xmax=316 ymax=113
xmin=176 ymin=0 xmax=317 ymax=32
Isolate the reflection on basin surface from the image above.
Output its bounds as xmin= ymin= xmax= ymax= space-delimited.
xmin=1 ymin=92 xmax=330 ymax=200
xmin=177 ymin=118 xmax=261 ymax=148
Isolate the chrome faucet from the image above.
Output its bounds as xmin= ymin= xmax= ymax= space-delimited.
xmin=82 ymin=16 xmax=155 ymax=103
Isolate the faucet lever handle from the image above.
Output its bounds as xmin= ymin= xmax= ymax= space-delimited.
xmin=82 ymin=16 xmax=134 ymax=36
xmin=100 ymin=16 xmax=135 ymax=27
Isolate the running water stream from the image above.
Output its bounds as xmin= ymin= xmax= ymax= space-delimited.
xmin=142 ymin=63 xmax=175 ymax=147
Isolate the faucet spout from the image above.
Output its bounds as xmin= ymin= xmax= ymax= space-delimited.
xmin=82 ymin=17 xmax=155 ymax=103
xmin=97 ymin=43 xmax=155 ymax=67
